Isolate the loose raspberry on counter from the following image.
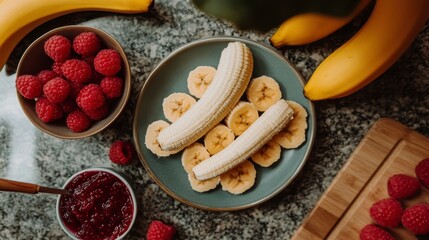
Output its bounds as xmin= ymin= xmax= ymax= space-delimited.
xmin=84 ymin=104 xmax=109 ymax=121
xmin=43 ymin=77 xmax=71 ymax=103
xmin=94 ymin=49 xmax=122 ymax=76
xmin=369 ymin=198 xmax=403 ymax=228
xmin=76 ymin=84 xmax=106 ymax=111
xmin=37 ymin=70 xmax=58 ymax=85
xmin=401 ymin=203 xmax=429 ymax=235
xmin=61 ymin=59 xmax=92 ymax=84
xmin=387 ymin=174 xmax=421 ymax=199
xmin=100 ymin=76 xmax=124 ymax=98
xmin=359 ymin=224 xmax=394 ymax=240
xmin=16 ymin=75 xmax=42 ymax=99
xmin=44 ymin=35 xmax=71 ymax=62
xmin=109 ymin=140 xmax=136 ymax=165
xmin=416 ymin=158 xmax=429 ymax=188
xmin=73 ymin=32 xmax=100 ymax=57
xmin=35 ymin=97 xmax=63 ymax=123
xmin=66 ymin=109 xmax=91 ymax=132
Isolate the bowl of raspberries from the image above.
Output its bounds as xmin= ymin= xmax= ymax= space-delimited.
xmin=16 ymin=25 xmax=131 ymax=139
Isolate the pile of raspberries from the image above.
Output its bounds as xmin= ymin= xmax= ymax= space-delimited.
xmin=16 ymin=31 xmax=124 ymax=133
xmin=360 ymin=157 xmax=429 ymax=240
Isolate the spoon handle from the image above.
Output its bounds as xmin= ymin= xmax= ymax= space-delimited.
xmin=0 ymin=178 xmax=39 ymax=194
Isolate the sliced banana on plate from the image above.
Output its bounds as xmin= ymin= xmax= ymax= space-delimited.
xmin=187 ymin=66 xmax=216 ymax=98
xmin=220 ymin=160 xmax=256 ymax=195
xmin=162 ymin=92 xmax=196 ymax=122
xmin=274 ymin=100 xmax=308 ymax=149
xmin=203 ymin=124 xmax=235 ymax=155
xmin=251 ymin=139 xmax=282 ymax=167
xmin=145 ymin=120 xmax=180 ymax=157
xmin=225 ymin=101 xmax=259 ymax=136
xmin=246 ymin=75 xmax=282 ymax=111
xmin=181 ymin=142 xmax=211 ymax=173
xmin=187 ymin=173 xmax=220 ymax=193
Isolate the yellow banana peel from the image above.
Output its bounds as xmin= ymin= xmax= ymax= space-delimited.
xmin=304 ymin=0 xmax=429 ymax=101
xmin=270 ymin=0 xmax=371 ymax=47
xmin=0 ymin=0 xmax=153 ymax=71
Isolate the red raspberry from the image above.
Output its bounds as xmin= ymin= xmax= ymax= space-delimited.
xmin=76 ymin=84 xmax=106 ymax=111
xmin=52 ymin=62 xmax=63 ymax=76
xmin=35 ymin=97 xmax=63 ymax=123
xmin=84 ymin=104 xmax=109 ymax=121
xmin=94 ymin=49 xmax=122 ymax=76
xmin=416 ymin=158 xmax=429 ymax=188
xmin=387 ymin=174 xmax=421 ymax=199
xmin=16 ymin=75 xmax=42 ymax=99
xmin=43 ymin=77 xmax=71 ymax=103
xmin=109 ymin=140 xmax=136 ymax=165
xmin=369 ymin=198 xmax=403 ymax=228
xmin=60 ymin=98 xmax=78 ymax=114
xmin=66 ymin=109 xmax=91 ymax=132
xmin=44 ymin=35 xmax=71 ymax=62
xmin=401 ymin=204 xmax=429 ymax=235
xmin=69 ymin=82 xmax=84 ymax=99
xmin=100 ymin=76 xmax=124 ymax=98
xmin=37 ymin=70 xmax=58 ymax=85
xmin=359 ymin=224 xmax=394 ymax=240
xmin=61 ymin=59 xmax=92 ymax=84
xmin=72 ymin=32 xmax=100 ymax=57
xmin=146 ymin=220 xmax=176 ymax=240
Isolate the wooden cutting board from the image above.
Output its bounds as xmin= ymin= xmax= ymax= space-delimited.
xmin=291 ymin=118 xmax=429 ymax=240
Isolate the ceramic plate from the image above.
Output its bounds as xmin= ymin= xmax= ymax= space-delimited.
xmin=133 ymin=37 xmax=316 ymax=211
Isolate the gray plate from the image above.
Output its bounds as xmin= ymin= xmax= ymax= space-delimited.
xmin=133 ymin=37 xmax=316 ymax=211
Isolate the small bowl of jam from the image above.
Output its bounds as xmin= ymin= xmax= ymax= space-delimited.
xmin=56 ymin=168 xmax=137 ymax=240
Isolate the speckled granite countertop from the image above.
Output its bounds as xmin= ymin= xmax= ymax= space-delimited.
xmin=1 ymin=1 xmax=428 ymax=239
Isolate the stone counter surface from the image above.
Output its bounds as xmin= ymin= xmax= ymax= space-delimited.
xmin=1 ymin=1 xmax=428 ymax=239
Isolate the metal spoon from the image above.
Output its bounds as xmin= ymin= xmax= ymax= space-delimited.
xmin=0 ymin=178 xmax=70 ymax=195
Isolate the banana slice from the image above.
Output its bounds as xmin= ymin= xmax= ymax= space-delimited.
xmin=246 ymin=75 xmax=282 ymax=111
xmin=187 ymin=66 xmax=216 ymax=98
xmin=204 ymin=124 xmax=235 ymax=155
xmin=274 ymin=100 xmax=308 ymax=149
xmin=220 ymin=160 xmax=256 ymax=195
xmin=187 ymin=173 xmax=220 ymax=193
xmin=251 ymin=139 xmax=282 ymax=167
xmin=181 ymin=142 xmax=211 ymax=173
xmin=162 ymin=92 xmax=196 ymax=122
xmin=225 ymin=101 xmax=259 ymax=136
xmin=145 ymin=120 xmax=180 ymax=157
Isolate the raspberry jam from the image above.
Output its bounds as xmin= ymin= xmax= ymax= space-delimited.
xmin=59 ymin=170 xmax=134 ymax=240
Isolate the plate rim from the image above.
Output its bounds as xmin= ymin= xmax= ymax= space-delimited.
xmin=132 ymin=36 xmax=317 ymax=211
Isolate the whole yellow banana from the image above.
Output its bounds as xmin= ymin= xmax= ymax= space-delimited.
xmin=304 ymin=0 xmax=429 ymax=101
xmin=269 ymin=0 xmax=371 ymax=47
xmin=0 ymin=0 xmax=153 ymax=71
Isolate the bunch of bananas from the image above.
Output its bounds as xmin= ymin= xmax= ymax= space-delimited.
xmin=0 ymin=0 xmax=153 ymax=71
xmin=270 ymin=0 xmax=429 ymax=101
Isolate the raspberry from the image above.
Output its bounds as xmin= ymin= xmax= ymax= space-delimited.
xmin=94 ymin=49 xmax=122 ymax=76
xmin=76 ymin=84 xmax=106 ymax=111
xmin=35 ymin=97 xmax=63 ymax=123
xmin=369 ymin=198 xmax=403 ymax=228
xmin=37 ymin=70 xmax=58 ymax=85
xmin=69 ymin=82 xmax=84 ymax=99
xmin=109 ymin=140 xmax=136 ymax=165
xmin=359 ymin=224 xmax=394 ymax=240
xmin=60 ymin=98 xmax=78 ymax=114
xmin=61 ymin=59 xmax=92 ymax=84
xmin=416 ymin=158 xmax=429 ymax=188
xmin=52 ymin=62 xmax=63 ymax=76
xmin=387 ymin=174 xmax=421 ymax=199
xmin=43 ymin=77 xmax=71 ymax=103
xmin=84 ymin=104 xmax=109 ymax=121
xmin=44 ymin=35 xmax=71 ymax=62
xmin=146 ymin=220 xmax=176 ymax=240
xmin=401 ymin=204 xmax=429 ymax=235
xmin=100 ymin=76 xmax=124 ymax=98
xmin=72 ymin=32 xmax=100 ymax=57
xmin=66 ymin=109 xmax=91 ymax=132
xmin=16 ymin=75 xmax=42 ymax=99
